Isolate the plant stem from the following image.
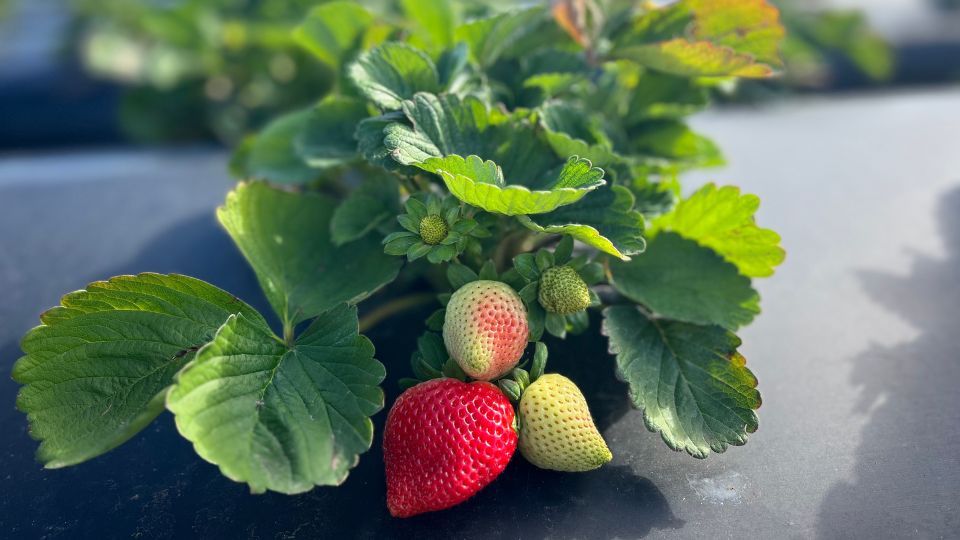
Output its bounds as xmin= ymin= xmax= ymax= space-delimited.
xmin=283 ymin=321 xmax=295 ymax=346
xmin=358 ymin=293 xmax=437 ymax=333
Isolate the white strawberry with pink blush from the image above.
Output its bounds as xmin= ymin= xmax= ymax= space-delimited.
xmin=443 ymin=280 xmax=528 ymax=380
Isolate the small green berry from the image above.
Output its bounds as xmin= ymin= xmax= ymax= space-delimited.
xmin=418 ymin=214 xmax=448 ymax=245
xmin=538 ymin=265 xmax=590 ymax=314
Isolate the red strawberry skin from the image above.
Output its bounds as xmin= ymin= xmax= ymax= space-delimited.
xmin=383 ymin=378 xmax=518 ymax=518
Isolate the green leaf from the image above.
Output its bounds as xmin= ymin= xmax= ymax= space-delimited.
xmin=579 ymin=262 xmax=605 ymax=286
xmin=685 ymin=0 xmax=784 ymax=67
xmin=296 ymin=96 xmax=369 ymax=169
xmin=383 ymin=232 xmax=418 ymax=256
xmin=415 ymin=331 xmax=448 ymax=372
xmin=398 ymin=378 xmax=421 ymax=390
xmin=629 ymin=120 xmax=724 ymax=170
xmin=654 ymin=183 xmax=784 ymax=277
xmin=454 ymin=7 xmax=546 ymax=67
xmin=295 ymin=2 xmax=374 ymax=70
xmin=401 ymin=0 xmax=456 ymax=51
xmin=799 ymin=10 xmax=893 ymax=81
xmin=526 ymin=298 xmax=546 ymax=341
xmin=535 ymin=249 xmax=554 ymax=271
xmin=167 ymin=304 xmax=385 ymax=494
xmin=628 ymin=177 xmax=678 ymax=217
xmin=13 ymin=273 xmax=267 ymax=468
xmin=608 ymin=232 xmax=759 ymax=330
xmin=611 ymin=0 xmax=784 ymax=79
xmin=245 ymin=109 xmax=316 ymax=185
xmin=425 ymin=308 xmax=445 ymax=331
xmin=601 ymin=305 xmax=760 ymax=458
xmin=523 ymin=73 xmax=587 ymax=98
xmin=544 ymin=311 xmax=567 ymax=338
xmin=519 ymin=185 xmax=646 ymax=260
xmin=382 ymin=92 xmax=558 ymax=183
xmin=331 ymin=174 xmax=400 ymax=245
xmin=356 ymin=112 xmax=410 ymax=171
xmin=411 ymin=352 xmax=443 ymax=381
xmin=529 ymin=342 xmax=548 ymax=381
xmin=407 ymin=242 xmax=433 ymax=261
xmin=617 ymin=38 xmax=774 ymax=78
xmin=513 ymin=253 xmax=540 ymax=281
xmin=553 ymin=235 xmax=574 ymax=264
xmin=384 ymin=93 xmax=490 ymax=165
xmin=218 ymin=182 xmax=401 ymax=328
xmin=478 ymin=260 xmax=498 ymax=281
xmin=442 ymin=357 xmax=467 ymax=380
xmin=348 ymin=42 xmax=442 ymax=110
xmin=447 ymin=263 xmax=479 ymax=289
xmin=628 ymin=71 xmax=709 ymax=121
xmin=517 ymin=281 xmax=538 ymax=305
xmin=436 ymin=43 xmax=471 ymax=89
xmin=539 ymin=101 xmax=621 ymax=166
xmin=229 ymin=136 xmax=255 ymax=179
xmin=498 ymin=379 xmax=522 ymax=402
xmin=421 ymin=154 xmax=605 ymax=216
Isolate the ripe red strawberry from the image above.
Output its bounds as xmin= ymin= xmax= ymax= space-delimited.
xmin=383 ymin=378 xmax=518 ymax=517
xmin=443 ymin=280 xmax=528 ymax=380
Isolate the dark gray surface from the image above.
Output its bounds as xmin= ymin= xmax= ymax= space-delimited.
xmin=2 ymin=89 xmax=959 ymax=538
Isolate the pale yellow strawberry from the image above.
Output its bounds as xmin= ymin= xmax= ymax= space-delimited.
xmin=518 ymin=373 xmax=612 ymax=472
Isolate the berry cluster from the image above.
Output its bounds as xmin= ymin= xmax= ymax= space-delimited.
xmin=384 ymin=280 xmax=611 ymax=517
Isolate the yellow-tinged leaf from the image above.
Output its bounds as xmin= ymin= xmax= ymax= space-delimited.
xmin=620 ymin=38 xmax=774 ymax=78
xmin=687 ymin=0 xmax=784 ymax=66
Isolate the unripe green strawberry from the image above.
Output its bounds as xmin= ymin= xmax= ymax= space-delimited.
xmin=518 ymin=373 xmax=612 ymax=472
xmin=418 ymin=214 xmax=448 ymax=245
xmin=538 ymin=265 xmax=590 ymax=314
xmin=443 ymin=280 xmax=528 ymax=381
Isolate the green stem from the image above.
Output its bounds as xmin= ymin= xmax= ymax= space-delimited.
xmin=358 ymin=293 xmax=437 ymax=333
xmin=283 ymin=321 xmax=295 ymax=346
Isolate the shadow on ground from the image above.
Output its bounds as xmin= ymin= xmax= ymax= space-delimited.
xmin=2 ymin=212 xmax=678 ymax=539
xmin=816 ymin=186 xmax=960 ymax=538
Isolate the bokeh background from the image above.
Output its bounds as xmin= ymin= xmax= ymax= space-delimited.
xmin=2 ymin=0 xmax=959 ymax=149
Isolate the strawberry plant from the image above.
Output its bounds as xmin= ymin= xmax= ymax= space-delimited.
xmin=13 ymin=0 xmax=786 ymax=517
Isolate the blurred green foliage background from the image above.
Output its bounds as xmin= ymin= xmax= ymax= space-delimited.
xmin=63 ymin=0 xmax=893 ymax=145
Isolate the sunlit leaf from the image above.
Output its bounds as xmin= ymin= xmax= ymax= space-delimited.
xmin=654 ymin=183 xmax=784 ymax=277
xmin=518 ymin=185 xmax=645 ymax=260
xmin=419 ymin=154 xmax=604 ymax=215
xmin=617 ymin=38 xmax=774 ymax=78
xmin=611 ymin=0 xmax=785 ymax=78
